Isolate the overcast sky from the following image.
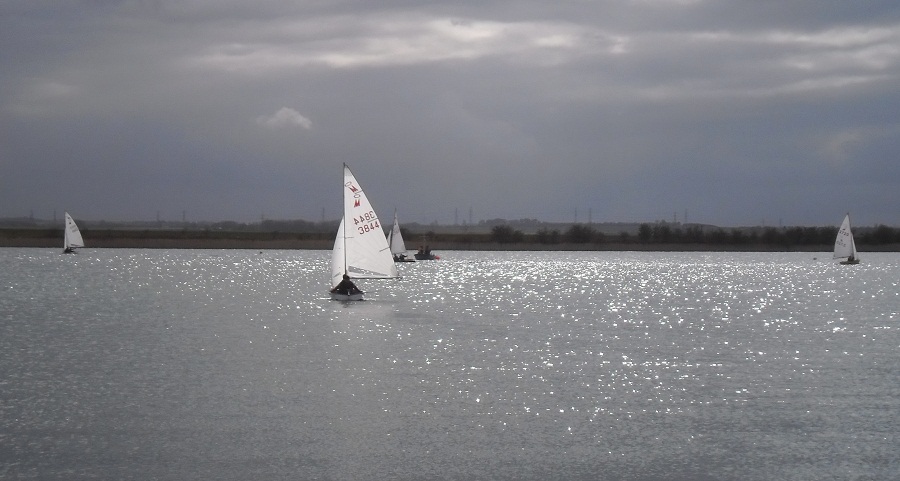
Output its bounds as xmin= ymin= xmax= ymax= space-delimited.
xmin=2 ymin=1 xmax=899 ymax=227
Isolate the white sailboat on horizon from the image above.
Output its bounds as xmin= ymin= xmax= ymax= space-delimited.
xmin=329 ymin=164 xmax=399 ymax=300
xmin=387 ymin=210 xmax=414 ymax=262
xmin=63 ymin=212 xmax=84 ymax=254
xmin=833 ymin=213 xmax=860 ymax=265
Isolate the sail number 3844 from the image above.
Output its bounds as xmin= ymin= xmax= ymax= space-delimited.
xmin=353 ymin=211 xmax=380 ymax=234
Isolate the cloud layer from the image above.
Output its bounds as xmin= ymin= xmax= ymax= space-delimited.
xmin=1 ymin=1 xmax=899 ymax=226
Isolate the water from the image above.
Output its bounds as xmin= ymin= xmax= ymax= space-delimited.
xmin=1 ymin=248 xmax=898 ymax=480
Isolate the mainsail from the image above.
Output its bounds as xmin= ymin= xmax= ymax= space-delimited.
xmin=833 ymin=213 xmax=858 ymax=262
xmin=64 ymin=212 xmax=84 ymax=251
xmin=387 ymin=210 xmax=408 ymax=257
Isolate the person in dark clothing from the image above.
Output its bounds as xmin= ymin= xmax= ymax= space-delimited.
xmin=331 ymin=274 xmax=362 ymax=295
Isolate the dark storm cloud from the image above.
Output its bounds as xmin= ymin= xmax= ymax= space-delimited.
xmin=2 ymin=0 xmax=899 ymax=226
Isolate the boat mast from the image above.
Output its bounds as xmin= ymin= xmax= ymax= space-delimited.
xmin=342 ymin=163 xmax=349 ymax=277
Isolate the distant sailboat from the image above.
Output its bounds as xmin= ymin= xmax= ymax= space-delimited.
xmin=388 ymin=210 xmax=414 ymax=262
xmin=833 ymin=213 xmax=860 ymax=265
xmin=329 ymin=164 xmax=399 ymax=300
xmin=63 ymin=212 xmax=84 ymax=254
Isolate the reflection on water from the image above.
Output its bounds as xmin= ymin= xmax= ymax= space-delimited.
xmin=1 ymin=249 xmax=898 ymax=480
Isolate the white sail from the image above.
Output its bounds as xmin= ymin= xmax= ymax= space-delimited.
xmin=330 ymin=218 xmax=346 ymax=288
xmin=64 ymin=212 xmax=84 ymax=251
xmin=331 ymin=164 xmax=399 ymax=289
xmin=387 ymin=210 xmax=408 ymax=256
xmin=833 ymin=213 xmax=858 ymax=261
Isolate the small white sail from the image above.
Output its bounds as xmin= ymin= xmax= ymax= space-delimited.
xmin=388 ymin=210 xmax=408 ymax=257
xmin=330 ymin=164 xmax=398 ymax=295
xmin=833 ymin=213 xmax=859 ymax=263
xmin=64 ymin=212 xmax=84 ymax=252
xmin=330 ymin=218 xmax=347 ymax=288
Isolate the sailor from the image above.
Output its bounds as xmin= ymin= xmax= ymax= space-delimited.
xmin=331 ymin=274 xmax=361 ymax=295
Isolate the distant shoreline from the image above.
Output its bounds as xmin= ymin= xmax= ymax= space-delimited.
xmin=3 ymin=228 xmax=898 ymax=252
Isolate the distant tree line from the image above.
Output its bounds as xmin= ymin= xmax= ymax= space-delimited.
xmin=490 ymin=223 xmax=900 ymax=247
xmin=210 ymin=219 xmax=330 ymax=233
xmin=4 ymin=216 xmax=900 ymax=251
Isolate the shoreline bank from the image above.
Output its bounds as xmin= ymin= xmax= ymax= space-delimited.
xmin=3 ymin=228 xmax=898 ymax=252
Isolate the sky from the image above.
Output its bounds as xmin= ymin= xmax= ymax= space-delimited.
xmin=2 ymin=0 xmax=899 ymax=227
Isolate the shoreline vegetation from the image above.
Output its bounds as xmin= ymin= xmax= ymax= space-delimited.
xmin=2 ymin=219 xmax=899 ymax=251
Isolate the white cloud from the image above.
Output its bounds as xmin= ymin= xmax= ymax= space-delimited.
xmin=8 ymin=79 xmax=79 ymax=116
xmin=192 ymin=15 xmax=611 ymax=73
xmin=255 ymin=107 xmax=312 ymax=129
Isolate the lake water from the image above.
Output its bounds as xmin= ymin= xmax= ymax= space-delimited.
xmin=1 ymin=248 xmax=897 ymax=480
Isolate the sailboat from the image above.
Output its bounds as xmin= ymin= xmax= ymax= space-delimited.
xmin=329 ymin=164 xmax=399 ymax=300
xmin=833 ymin=213 xmax=860 ymax=265
xmin=63 ymin=212 xmax=84 ymax=254
xmin=388 ymin=210 xmax=414 ymax=262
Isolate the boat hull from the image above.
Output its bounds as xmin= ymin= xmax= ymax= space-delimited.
xmin=839 ymin=259 xmax=860 ymax=265
xmin=330 ymin=292 xmax=364 ymax=301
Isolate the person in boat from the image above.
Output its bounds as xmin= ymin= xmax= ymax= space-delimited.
xmin=331 ymin=274 xmax=362 ymax=296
